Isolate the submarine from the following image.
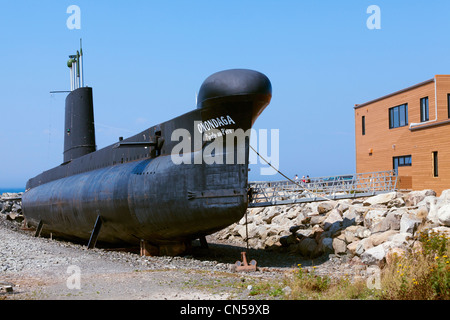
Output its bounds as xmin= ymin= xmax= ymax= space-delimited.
xmin=22 ymin=47 xmax=272 ymax=255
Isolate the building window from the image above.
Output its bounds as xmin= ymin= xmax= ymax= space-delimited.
xmin=433 ymin=151 xmax=438 ymax=177
xmin=362 ymin=116 xmax=366 ymax=135
xmin=389 ymin=103 xmax=408 ymax=129
xmin=447 ymin=94 xmax=450 ymax=118
xmin=420 ymin=97 xmax=429 ymax=122
xmin=393 ymin=155 xmax=412 ymax=173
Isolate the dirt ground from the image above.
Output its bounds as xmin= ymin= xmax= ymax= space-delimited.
xmin=0 ymin=217 xmax=349 ymax=301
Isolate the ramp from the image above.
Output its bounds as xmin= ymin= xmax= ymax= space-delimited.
xmin=248 ymin=170 xmax=398 ymax=208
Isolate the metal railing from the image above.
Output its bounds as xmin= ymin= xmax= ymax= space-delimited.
xmin=248 ymin=170 xmax=398 ymax=207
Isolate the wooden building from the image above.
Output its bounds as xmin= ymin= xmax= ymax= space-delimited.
xmin=354 ymin=75 xmax=450 ymax=195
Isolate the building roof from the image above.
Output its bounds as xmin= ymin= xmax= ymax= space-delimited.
xmin=354 ymin=78 xmax=435 ymax=109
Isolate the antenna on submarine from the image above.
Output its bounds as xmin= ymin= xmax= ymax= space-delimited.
xmin=67 ymin=39 xmax=84 ymax=91
xmin=80 ymin=38 xmax=84 ymax=87
xmin=50 ymin=40 xmax=84 ymax=94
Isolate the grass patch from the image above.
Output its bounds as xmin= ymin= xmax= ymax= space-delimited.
xmin=247 ymin=281 xmax=285 ymax=298
xmin=283 ymin=230 xmax=449 ymax=300
xmin=285 ymin=265 xmax=376 ymax=300
xmin=378 ymin=230 xmax=449 ymax=300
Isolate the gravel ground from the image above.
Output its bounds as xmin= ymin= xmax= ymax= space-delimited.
xmin=0 ymin=216 xmax=364 ymax=300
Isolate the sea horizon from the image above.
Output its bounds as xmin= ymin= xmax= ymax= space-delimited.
xmin=0 ymin=187 xmax=25 ymax=194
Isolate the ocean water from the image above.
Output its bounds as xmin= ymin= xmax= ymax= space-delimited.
xmin=0 ymin=188 xmax=25 ymax=194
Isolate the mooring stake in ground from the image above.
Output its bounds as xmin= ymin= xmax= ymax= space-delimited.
xmin=235 ymin=251 xmax=257 ymax=272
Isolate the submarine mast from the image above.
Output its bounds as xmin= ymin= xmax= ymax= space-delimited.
xmin=68 ymin=39 xmax=84 ymax=91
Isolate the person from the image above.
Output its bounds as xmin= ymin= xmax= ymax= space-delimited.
xmin=247 ymin=186 xmax=254 ymax=202
xmin=294 ymin=174 xmax=299 ymax=183
xmin=306 ymin=175 xmax=311 ymax=183
xmin=302 ymin=176 xmax=306 ymax=183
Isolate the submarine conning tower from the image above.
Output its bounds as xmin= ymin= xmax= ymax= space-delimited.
xmin=63 ymin=45 xmax=96 ymax=163
xmin=63 ymin=87 xmax=96 ymax=163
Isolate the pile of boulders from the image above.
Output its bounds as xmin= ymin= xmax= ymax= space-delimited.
xmin=0 ymin=193 xmax=23 ymax=222
xmin=216 ymin=189 xmax=450 ymax=265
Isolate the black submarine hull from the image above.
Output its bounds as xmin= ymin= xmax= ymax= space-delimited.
xmin=22 ymin=69 xmax=272 ymax=251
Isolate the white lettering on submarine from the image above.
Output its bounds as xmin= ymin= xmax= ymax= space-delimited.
xmin=197 ymin=115 xmax=236 ymax=133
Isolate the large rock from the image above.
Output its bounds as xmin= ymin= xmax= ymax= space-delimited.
xmin=317 ymin=201 xmax=336 ymax=214
xmin=230 ymin=224 xmax=245 ymax=238
xmin=400 ymin=213 xmax=422 ymax=234
xmin=385 ymin=247 xmax=407 ymax=265
xmin=387 ymin=196 xmax=405 ymax=208
xmin=339 ymin=225 xmax=371 ymax=244
xmin=411 ymin=206 xmax=429 ymax=221
xmin=253 ymin=225 xmax=270 ymax=241
xmin=364 ymin=209 xmax=387 ymax=229
xmin=305 ymin=202 xmax=320 ymax=216
xmin=296 ymin=229 xmax=313 ymax=239
xmin=238 ymin=213 xmax=254 ymax=225
xmin=332 ymin=236 xmax=347 ymax=255
xmin=436 ymin=204 xmax=450 ymax=227
xmin=271 ymin=214 xmax=291 ymax=228
xmin=346 ymin=205 xmax=368 ymax=220
xmin=249 ymin=207 xmax=265 ymax=217
xmin=261 ymin=206 xmax=281 ymax=224
xmin=279 ymin=234 xmax=299 ymax=247
xmin=406 ymin=189 xmax=436 ymax=206
xmin=321 ymin=237 xmax=334 ymax=254
xmin=335 ymin=200 xmax=351 ymax=213
xmin=417 ymin=195 xmax=437 ymax=210
xmin=248 ymin=238 xmax=265 ymax=250
xmin=355 ymin=226 xmax=371 ymax=239
xmin=342 ymin=209 xmax=363 ymax=226
xmin=293 ymin=212 xmax=307 ymax=225
xmin=312 ymin=225 xmax=325 ymax=242
xmin=347 ymin=240 xmax=360 ymax=255
xmin=355 ymin=238 xmax=373 ymax=256
xmin=322 ymin=209 xmax=343 ymax=231
xmin=344 ymin=226 xmax=359 ymax=243
xmin=310 ymin=215 xmax=326 ymax=225
xmin=430 ymin=226 xmax=450 ymax=238
xmin=427 ymin=199 xmax=441 ymax=224
xmin=264 ymin=235 xmax=280 ymax=249
xmin=368 ymin=230 xmax=398 ymax=246
xmin=236 ymin=223 xmax=270 ymax=241
xmin=363 ymin=192 xmax=397 ymax=207
xmin=439 ymin=189 xmax=450 ymax=200
xmin=286 ymin=206 xmax=303 ymax=220
xmin=236 ymin=224 xmax=249 ymax=239
xmin=297 ymin=238 xmax=318 ymax=257
xmin=425 ymin=190 xmax=450 ymax=225
xmin=371 ymin=210 xmax=402 ymax=233
xmin=1 ymin=201 xmax=12 ymax=213
xmin=361 ymin=244 xmax=386 ymax=265
xmin=389 ymin=232 xmax=412 ymax=248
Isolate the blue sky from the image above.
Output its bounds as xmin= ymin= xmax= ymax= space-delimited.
xmin=1 ymin=0 xmax=450 ymax=188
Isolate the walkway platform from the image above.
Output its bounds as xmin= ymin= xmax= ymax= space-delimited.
xmin=248 ymin=170 xmax=398 ymax=208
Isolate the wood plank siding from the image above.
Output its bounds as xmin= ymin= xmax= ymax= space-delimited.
xmin=355 ymin=75 xmax=450 ymax=195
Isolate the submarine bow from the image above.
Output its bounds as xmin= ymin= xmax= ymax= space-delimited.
xmin=22 ymin=65 xmax=272 ymax=254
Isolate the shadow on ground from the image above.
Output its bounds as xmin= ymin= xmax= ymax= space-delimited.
xmin=189 ymin=238 xmax=330 ymax=269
